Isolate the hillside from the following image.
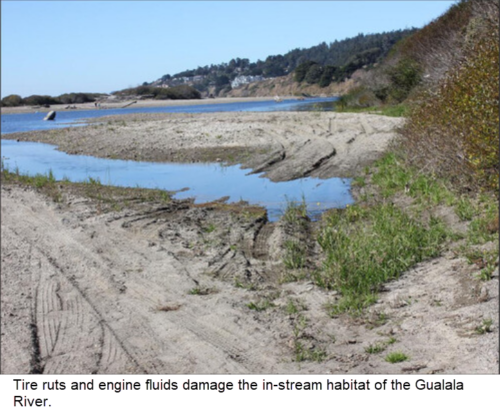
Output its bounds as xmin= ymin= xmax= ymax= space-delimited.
xmin=224 ymin=73 xmax=357 ymax=98
xmin=148 ymin=29 xmax=416 ymax=97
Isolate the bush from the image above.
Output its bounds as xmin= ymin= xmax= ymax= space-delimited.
xmin=400 ymin=2 xmax=499 ymax=192
xmin=386 ymin=58 xmax=422 ymax=102
xmin=115 ymin=85 xmax=201 ymax=100
xmin=318 ymin=65 xmax=337 ymax=88
xmin=56 ymin=93 xmax=100 ymax=104
xmin=22 ymin=95 xmax=59 ymax=106
xmin=1 ymin=94 xmax=23 ymax=107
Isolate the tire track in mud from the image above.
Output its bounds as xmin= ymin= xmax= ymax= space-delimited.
xmin=3 ymin=200 xmax=146 ymax=373
xmin=28 ymin=246 xmax=44 ymax=374
xmin=252 ymin=223 xmax=275 ymax=261
xmin=21 ymin=229 xmax=143 ymax=374
xmin=5 ymin=189 xmax=290 ymax=373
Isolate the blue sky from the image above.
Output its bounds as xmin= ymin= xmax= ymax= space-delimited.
xmin=1 ymin=1 xmax=456 ymax=98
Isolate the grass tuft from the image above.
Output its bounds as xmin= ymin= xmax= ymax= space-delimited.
xmin=319 ymin=202 xmax=449 ymax=315
xmin=385 ymin=351 xmax=409 ymax=363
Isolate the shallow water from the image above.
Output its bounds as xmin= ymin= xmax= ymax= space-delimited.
xmin=1 ymin=139 xmax=352 ymax=221
xmin=0 ymin=97 xmax=338 ymax=135
xmin=1 ymin=97 xmax=351 ymax=221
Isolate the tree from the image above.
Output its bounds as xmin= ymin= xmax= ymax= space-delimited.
xmin=215 ymin=74 xmax=230 ymax=87
xmin=1 ymin=94 xmax=23 ymax=107
xmin=305 ymin=64 xmax=324 ymax=84
xmin=294 ymin=60 xmax=317 ymax=82
xmin=319 ymin=65 xmax=337 ymax=87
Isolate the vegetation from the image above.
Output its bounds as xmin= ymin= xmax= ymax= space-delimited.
xmin=113 ymin=84 xmax=201 ymax=100
xmin=247 ymin=299 xmax=275 ymax=312
xmin=385 ymin=351 xmax=409 ymax=363
xmin=189 ymin=286 xmax=218 ymax=296
xmin=475 ymin=319 xmax=493 ymax=335
xmin=318 ymin=202 xmax=450 ymax=315
xmin=282 ymin=197 xmax=308 ymax=225
xmin=0 ymin=164 xmax=175 ymax=212
xmin=312 ymin=149 xmax=497 ymax=316
xmin=148 ymin=29 xmax=415 ymax=95
xmin=1 ymin=92 xmax=106 ymax=107
xmin=283 ymin=240 xmax=306 ymax=271
xmin=365 ymin=343 xmax=387 ymax=354
xmin=337 ymin=1 xmax=498 ymax=195
xmin=294 ymin=341 xmax=326 ymax=362
xmin=401 ymin=1 xmax=499 ymax=192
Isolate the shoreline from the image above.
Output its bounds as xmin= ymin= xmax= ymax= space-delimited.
xmin=0 ymin=96 xmax=302 ymax=115
xmin=2 ymin=107 xmax=497 ymax=374
xmin=2 ymin=111 xmax=404 ymax=182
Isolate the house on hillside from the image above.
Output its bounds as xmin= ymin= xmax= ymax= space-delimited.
xmin=231 ymin=75 xmax=265 ymax=89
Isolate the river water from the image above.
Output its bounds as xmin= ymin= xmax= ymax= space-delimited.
xmin=1 ymin=97 xmax=353 ymax=221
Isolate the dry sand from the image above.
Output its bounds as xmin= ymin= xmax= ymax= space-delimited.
xmin=1 ymin=110 xmax=498 ymax=374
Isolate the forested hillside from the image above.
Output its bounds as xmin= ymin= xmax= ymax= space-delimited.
xmin=148 ymin=29 xmax=416 ymax=96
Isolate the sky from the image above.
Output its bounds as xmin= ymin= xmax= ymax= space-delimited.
xmin=1 ymin=1 xmax=457 ymax=98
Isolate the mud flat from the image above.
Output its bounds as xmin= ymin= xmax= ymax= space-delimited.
xmin=2 ymin=111 xmax=498 ymax=374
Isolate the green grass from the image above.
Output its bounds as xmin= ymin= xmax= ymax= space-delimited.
xmin=282 ymin=197 xmax=308 ymax=225
xmin=475 ymin=319 xmax=493 ymax=335
xmin=466 ymin=196 xmax=498 ymax=245
xmin=283 ymin=240 xmax=306 ymax=270
xmin=371 ymin=153 xmax=455 ymax=205
xmin=365 ymin=343 xmax=387 ymax=354
xmin=234 ymin=278 xmax=258 ymax=291
xmin=336 ymin=104 xmax=409 ymax=117
xmin=188 ymin=286 xmax=217 ymax=296
xmin=202 ymin=223 xmax=216 ymax=233
xmin=284 ymin=299 xmax=307 ymax=315
xmin=294 ymin=341 xmax=326 ymax=362
xmin=385 ymin=351 xmax=409 ymax=363
xmin=247 ymin=299 xmax=275 ymax=312
xmin=365 ymin=335 xmax=397 ymax=354
xmin=1 ymin=164 xmax=175 ymax=211
xmin=1 ymin=165 xmax=62 ymax=201
xmin=318 ymin=203 xmax=450 ymax=315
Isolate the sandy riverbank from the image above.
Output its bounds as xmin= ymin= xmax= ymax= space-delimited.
xmin=2 ymin=180 xmax=497 ymax=374
xmin=1 ymin=110 xmax=497 ymax=374
xmin=0 ymin=96 xmax=298 ymax=115
xmin=3 ymin=111 xmax=403 ymax=181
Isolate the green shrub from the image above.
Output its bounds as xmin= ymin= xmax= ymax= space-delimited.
xmin=386 ymin=58 xmax=422 ymax=102
xmin=399 ymin=1 xmax=499 ymax=192
xmin=1 ymin=94 xmax=23 ymax=107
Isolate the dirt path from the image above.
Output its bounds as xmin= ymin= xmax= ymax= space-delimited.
xmin=2 ymin=184 xmax=497 ymax=374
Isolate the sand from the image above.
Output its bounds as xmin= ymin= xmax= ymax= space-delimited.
xmin=4 ymin=111 xmax=404 ymax=181
xmin=1 ymin=109 xmax=498 ymax=374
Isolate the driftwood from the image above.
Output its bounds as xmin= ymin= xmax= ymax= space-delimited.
xmin=121 ymin=101 xmax=137 ymax=108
